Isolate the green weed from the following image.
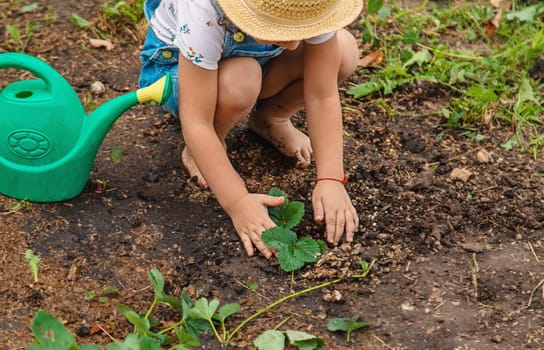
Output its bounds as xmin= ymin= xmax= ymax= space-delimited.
xmin=3 ymin=2 xmax=56 ymax=52
xmin=352 ymin=1 xmax=544 ymax=156
xmin=101 ymin=0 xmax=145 ymax=25
xmin=5 ymin=21 xmax=41 ymax=52
xmin=24 ymin=249 xmax=40 ymax=284
xmin=326 ymin=316 xmax=370 ymax=343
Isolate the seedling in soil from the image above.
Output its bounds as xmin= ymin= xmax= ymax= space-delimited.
xmin=254 ymin=329 xmax=325 ymax=350
xmin=85 ymin=286 xmax=120 ymax=303
xmin=262 ymin=188 xmax=327 ymax=272
xmin=27 ymin=263 xmax=377 ymax=349
xmin=326 ymin=315 xmax=370 ymax=342
xmin=9 ymin=198 xmax=30 ymax=213
xmin=24 ymin=249 xmax=40 ymax=284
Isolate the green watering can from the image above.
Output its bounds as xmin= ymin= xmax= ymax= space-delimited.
xmin=0 ymin=52 xmax=172 ymax=202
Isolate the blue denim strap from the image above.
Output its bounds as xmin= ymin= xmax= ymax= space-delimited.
xmin=144 ymin=0 xmax=161 ymax=20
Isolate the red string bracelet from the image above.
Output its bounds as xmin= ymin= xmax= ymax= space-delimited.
xmin=316 ymin=173 xmax=349 ymax=185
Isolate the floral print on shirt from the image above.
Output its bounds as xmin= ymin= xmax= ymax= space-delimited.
xmin=186 ymin=46 xmax=203 ymax=64
xmin=180 ymin=24 xmax=190 ymax=34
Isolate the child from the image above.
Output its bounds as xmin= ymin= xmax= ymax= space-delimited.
xmin=139 ymin=0 xmax=362 ymax=259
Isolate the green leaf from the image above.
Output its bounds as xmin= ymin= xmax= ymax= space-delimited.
xmin=327 ymin=316 xmax=370 ymax=341
xmin=106 ymin=334 xmax=162 ymax=350
xmin=180 ymin=291 xmax=211 ymax=338
xmin=286 ymin=331 xmax=325 ymax=350
xmin=5 ymin=24 xmax=21 ymax=41
xmin=347 ymin=80 xmax=383 ymax=98
xmin=111 ymin=146 xmax=123 ymax=162
xmin=27 ymin=311 xmax=78 ymax=350
xmin=517 ymin=77 xmax=538 ymax=105
xmin=217 ymin=303 xmax=240 ymax=321
xmin=268 ymin=188 xmax=287 ymax=199
xmin=403 ymin=30 xmax=420 ymax=44
xmin=254 ymin=330 xmax=286 ymax=350
xmin=25 ymin=249 xmax=40 ymax=283
xmin=175 ymin=329 xmax=201 ymax=347
xmin=294 ymin=237 xmax=322 ymax=263
xmin=188 ymin=298 xmax=220 ymax=320
xmin=148 ymin=269 xmax=165 ymax=297
xmin=464 ymin=85 xmax=498 ymax=103
xmin=278 ymin=245 xmax=305 ymax=272
xmin=402 ymin=50 xmax=430 ymax=68
xmin=21 ymin=3 xmax=40 ymax=13
xmin=505 ymin=4 xmax=544 ymax=22
xmin=267 ymin=189 xmax=304 ymax=229
xmin=148 ymin=269 xmax=182 ymax=310
xmin=117 ymin=304 xmax=152 ymax=335
xmin=326 ymin=318 xmax=350 ymax=332
xmin=247 ymin=280 xmax=259 ymax=292
xmin=367 ymin=0 xmax=384 ymax=14
xmin=70 ymin=13 xmax=90 ymax=28
xmin=377 ymin=6 xmax=391 ymax=20
xmin=262 ymin=227 xmax=297 ymax=250
xmin=316 ymin=240 xmax=328 ymax=254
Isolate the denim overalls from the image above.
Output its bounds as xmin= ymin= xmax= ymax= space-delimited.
xmin=138 ymin=0 xmax=284 ymax=116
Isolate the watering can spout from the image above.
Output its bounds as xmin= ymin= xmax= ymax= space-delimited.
xmin=83 ymin=73 xmax=172 ymax=145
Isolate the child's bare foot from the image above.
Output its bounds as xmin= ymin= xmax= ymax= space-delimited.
xmin=248 ymin=113 xmax=312 ymax=168
xmin=181 ymin=147 xmax=208 ymax=188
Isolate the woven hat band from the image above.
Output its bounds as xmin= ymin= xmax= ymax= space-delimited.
xmin=241 ymin=0 xmax=340 ymax=27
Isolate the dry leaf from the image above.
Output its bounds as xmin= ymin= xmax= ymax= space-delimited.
xmin=450 ymin=168 xmax=473 ymax=182
xmin=476 ymin=149 xmax=493 ymax=163
xmin=490 ymin=0 xmax=512 ymax=11
xmin=359 ymin=50 xmax=384 ymax=68
xmin=89 ymin=38 xmax=114 ymax=51
xmin=485 ymin=9 xmax=503 ymax=37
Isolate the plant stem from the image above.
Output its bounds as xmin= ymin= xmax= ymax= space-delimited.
xmin=221 ymin=320 xmax=227 ymax=345
xmin=158 ymin=319 xmax=185 ymax=335
xmin=226 ymin=259 xmax=377 ymax=345
xmin=144 ymin=298 xmax=157 ymax=319
xmin=416 ymin=43 xmax=483 ymax=61
xmin=226 ymin=278 xmax=343 ymax=345
xmin=208 ymin=319 xmax=224 ymax=345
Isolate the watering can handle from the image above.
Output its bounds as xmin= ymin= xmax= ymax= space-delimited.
xmin=0 ymin=52 xmax=73 ymax=96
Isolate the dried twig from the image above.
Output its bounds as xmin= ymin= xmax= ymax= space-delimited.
xmin=526 ymin=278 xmax=544 ymax=308
xmin=528 ymin=242 xmax=540 ymax=262
xmin=471 ymin=253 xmax=479 ymax=300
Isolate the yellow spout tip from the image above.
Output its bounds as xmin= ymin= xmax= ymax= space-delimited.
xmin=136 ymin=72 xmax=172 ymax=105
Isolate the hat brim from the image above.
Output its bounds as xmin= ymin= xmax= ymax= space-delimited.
xmin=216 ymin=0 xmax=363 ymax=41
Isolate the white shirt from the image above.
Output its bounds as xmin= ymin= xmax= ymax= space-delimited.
xmin=148 ymin=0 xmax=335 ymax=70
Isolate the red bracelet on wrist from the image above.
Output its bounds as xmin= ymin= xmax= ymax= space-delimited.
xmin=316 ymin=174 xmax=349 ymax=185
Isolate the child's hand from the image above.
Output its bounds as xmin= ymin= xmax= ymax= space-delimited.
xmin=312 ymin=181 xmax=359 ymax=245
xmin=224 ymin=193 xmax=285 ymax=259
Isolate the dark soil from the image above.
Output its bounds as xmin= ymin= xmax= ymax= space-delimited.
xmin=1 ymin=1 xmax=544 ymax=349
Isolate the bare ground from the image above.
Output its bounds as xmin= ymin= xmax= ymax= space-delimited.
xmin=1 ymin=1 xmax=544 ymax=349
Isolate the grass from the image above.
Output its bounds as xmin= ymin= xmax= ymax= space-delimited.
xmin=352 ymin=0 xmax=544 ymax=157
xmin=2 ymin=2 xmax=57 ymax=52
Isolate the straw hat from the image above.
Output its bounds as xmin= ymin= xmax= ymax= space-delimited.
xmin=215 ymin=0 xmax=363 ymax=41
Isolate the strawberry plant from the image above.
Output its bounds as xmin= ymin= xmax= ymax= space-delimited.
xmin=254 ymin=330 xmax=325 ymax=350
xmin=262 ymin=189 xmax=327 ymax=272
xmin=27 ymin=261 xmax=376 ymax=349
xmin=326 ymin=315 xmax=370 ymax=342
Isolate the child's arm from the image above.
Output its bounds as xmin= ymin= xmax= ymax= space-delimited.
xmin=177 ymin=57 xmax=282 ymax=258
xmin=303 ymin=33 xmax=360 ymax=245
